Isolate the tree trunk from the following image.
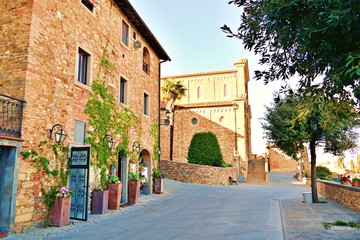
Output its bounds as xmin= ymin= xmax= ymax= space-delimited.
xmin=169 ymin=108 xmax=175 ymax=161
xmin=309 ymin=140 xmax=318 ymax=203
xmin=170 ymin=124 xmax=174 ymax=160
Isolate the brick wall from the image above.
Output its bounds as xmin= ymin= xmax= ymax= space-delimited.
xmin=316 ymin=180 xmax=360 ymax=213
xmin=268 ymin=148 xmax=298 ymax=173
xmin=1 ymin=0 xmax=163 ymax=233
xmin=160 ymin=160 xmax=238 ymax=185
xmin=160 ymin=109 xmax=238 ymax=165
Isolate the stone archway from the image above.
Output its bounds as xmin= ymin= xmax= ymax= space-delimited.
xmin=139 ymin=149 xmax=152 ymax=195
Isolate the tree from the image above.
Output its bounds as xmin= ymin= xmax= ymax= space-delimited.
xmin=162 ymin=78 xmax=186 ymax=160
xmin=262 ymin=93 xmax=359 ymax=202
xmin=188 ymin=132 xmax=224 ymax=167
xmin=222 ymin=0 xmax=360 ymax=105
xmin=337 ymin=156 xmax=345 ymax=169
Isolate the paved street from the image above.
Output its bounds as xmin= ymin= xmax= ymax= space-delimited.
xmin=5 ymin=173 xmax=360 ymax=240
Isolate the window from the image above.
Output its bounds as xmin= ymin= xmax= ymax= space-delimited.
xmin=143 ymin=47 xmax=150 ymax=74
xmin=143 ymin=93 xmax=149 ymax=115
xmin=197 ymin=86 xmax=201 ymax=100
xmin=191 ymin=118 xmax=198 ymax=125
xmin=77 ymin=48 xmax=91 ymax=85
xmin=219 ymin=116 xmax=225 ymax=124
xmin=74 ymin=120 xmax=86 ymax=145
xmin=133 ymin=32 xmax=137 ymax=40
xmin=81 ymin=0 xmax=94 ymax=12
xmin=122 ymin=21 xmax=129 ymax=46
xmin=119 ymin=77 xmax=128 ymax=104
xmin=223 ymin=84 xmax=228 ymax=97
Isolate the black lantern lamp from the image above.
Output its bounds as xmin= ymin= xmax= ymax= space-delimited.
xmin=49 ymin=124 xmax=67 ymax=143
xmin=158 ymin=147 xmax=162 ymax=156
xmin=132 ymin=141 xmax=142 ymax=154
xmin=165 ymin=109 xmax=171 ymax=119
xmin=105 ymin=134 xmax=116 ymax=149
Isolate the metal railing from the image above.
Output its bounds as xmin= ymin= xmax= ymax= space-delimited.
xmin=0 ymin=94 xmax=26 ymax=138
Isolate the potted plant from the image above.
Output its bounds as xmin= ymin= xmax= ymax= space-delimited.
xmin=21 ymin=141 xmax=73 ymax=226
xmin=152 ymin=169 xmax=164 ymax=194
xmin=48 ymin=187 xmax=75 ymax=226
xmin=339 ymin=174 xmax=351 ymax=184
xmin=107 ymin=175 xmax=122 ymax=210
xmin=128 ymin=172 xmax=140 ymax=204
xmin=351 ymin=177 xmax=360 ymax=187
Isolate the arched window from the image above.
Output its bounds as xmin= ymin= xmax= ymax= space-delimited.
xmin=219 ymin=116 xmax=225 ymax=124
xmin=143 ymin=47 xmax=150 ymax=74
xmin=223 ymin=84 xmax=228 ymax=97
xmin=197 ymin=86 xmax=201 ymax=100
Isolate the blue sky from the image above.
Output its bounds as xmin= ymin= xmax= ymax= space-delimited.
xmin=130 ymin=0 xmax=288 ymax=155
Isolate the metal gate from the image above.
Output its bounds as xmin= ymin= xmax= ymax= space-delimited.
xmin=70 ymin=147 xmax=90 ymax=221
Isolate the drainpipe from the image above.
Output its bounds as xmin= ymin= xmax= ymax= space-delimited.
xmin=158 ymin=59 xmax=170 ymax=170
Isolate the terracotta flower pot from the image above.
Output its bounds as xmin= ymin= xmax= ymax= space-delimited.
xmin=128 ymin=180 xmax=140 ymax=204
xmin=48 ymin=197 xmax=71 ymax=227
xmin=340 ymin=181 xmax=351 ymax=185
xmin=91 ymin=190 xmax=109 ymax=214
xmin=351 ymin=181 xmax=359 ymax=187
xmin=153 ymin=178 xmax=164 ymax=194
xmin=108 ymin=183 xmax=122 ymax=210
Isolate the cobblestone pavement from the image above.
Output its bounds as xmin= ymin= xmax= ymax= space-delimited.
xmin=4 ymin=173 xmax=360 ymax=240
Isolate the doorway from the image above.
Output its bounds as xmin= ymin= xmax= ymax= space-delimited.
xmin=117 ymin=151 xmax=128 ymax=204
xmin=0 ymin=146 xmax=16 ymax=234
xmin=139 ymin=149 xmax=152 ymax=195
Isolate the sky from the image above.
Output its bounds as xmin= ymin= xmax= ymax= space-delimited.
xmin=130 ymin=0 xmax=280 ymax=156
xmin=129 ymin=0 xmax=352 ymax=162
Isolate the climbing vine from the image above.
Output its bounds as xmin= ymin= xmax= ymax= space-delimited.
xmin=21 ymin=141 xmax=71 ymax=223
xmin=84 ymin=51 xmax=138 ymax=190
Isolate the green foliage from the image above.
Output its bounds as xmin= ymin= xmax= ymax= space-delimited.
xmin=108 ymin=175 xmax=121 ymax=184
xmin=161 ymin=78 xmax=186 ymax=109
xmin=262 ymin=92 xmax=359 ymax=203
xmin=316 ymin=166 xmax=332 ymax=180
xmin=262 ymin=93 xmax=359 ymax=159
xmin=21 ymin=141 xmax=72 ymax=223
xmin=128 ymin=172 xmax=139 ymax=181
xmin=152 ymin=169 xmax=163 ymax=179
xmin=352 ymin=177 xmax=360 ymax=183
xmin=222 ymin=0 xmax=360 ymax=105
xmin=323 ymin=220 xmax=360 ymax=229
xmin=187 ymin=132 xmax=225 ymax=167
xmin=84 ymin=79 xmax=138 ymax=190
xmin=151 ymin=123 xmax=159 ymax=162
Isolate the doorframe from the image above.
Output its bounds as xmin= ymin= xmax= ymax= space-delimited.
xmin=0 ymin=140 xmax=21 ymax=234
xmin=118 ymin=151 xmax=128 ymax=205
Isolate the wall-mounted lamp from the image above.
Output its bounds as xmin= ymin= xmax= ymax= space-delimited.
xmin=158 ymin=147 xmax=162 ymax=156
xmin=160 ymin=110 xmax=171 ymax=126
xmin=105 ymin=134 xmax=116 ymax=149
xmin=134 ymin=40 xmax=142 ymax=50
xmin=132 ymin=141 xmax=142 ymax=154
xmin=49 ymin=124 xmax=67 ymax=143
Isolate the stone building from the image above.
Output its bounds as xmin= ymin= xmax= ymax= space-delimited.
xmin=0 ymin=0 xmax=169 ymax=234
xmin=160 ymin=59 xmax=251 ymax=177
xmin=267 ymin=146 xmax=310 ymax=178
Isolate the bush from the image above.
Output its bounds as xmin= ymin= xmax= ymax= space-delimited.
xmin=187 ymin=132 xmax=224 ymax=167
xmin=316 ymin=166 xmax=332 ymax=180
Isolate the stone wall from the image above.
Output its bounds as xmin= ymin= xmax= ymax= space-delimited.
xmin=268 ymin=148 xmax=298 ymax=173
xmin=160 ymin=160 xmax=238 ymax=186
xmin=316 ymin=180 xmax=360 ymax=213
